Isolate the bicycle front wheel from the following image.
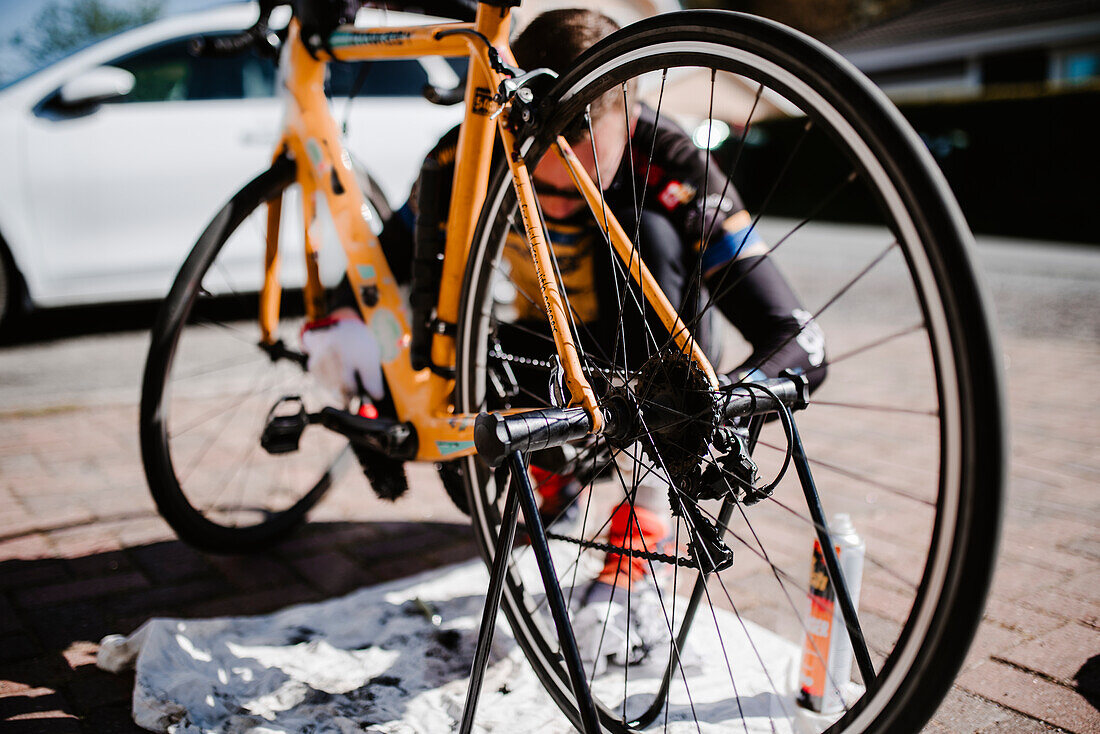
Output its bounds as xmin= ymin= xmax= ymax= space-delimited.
xmin=140 ymin=157 xmax=390 ymax=553
xmin=455 ymin=11 xmax=1003 ymax=733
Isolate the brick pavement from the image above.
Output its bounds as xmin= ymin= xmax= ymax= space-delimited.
xmin=0 ymin=327 xmax=1097 ymax=733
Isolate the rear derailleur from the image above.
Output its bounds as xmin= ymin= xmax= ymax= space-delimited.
xmin=669 ymin=425 xmax=771 ymax=575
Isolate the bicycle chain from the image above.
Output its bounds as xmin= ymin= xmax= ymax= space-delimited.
xmin=490 ymin=347 xmax=552 ymax=370
xmin=544 ymin=530 xmax=697 ymax=569
xmin=490 ymin=347 xmax=628 ymax=380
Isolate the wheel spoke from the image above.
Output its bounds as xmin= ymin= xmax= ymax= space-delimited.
xmin=455 ymin=25 xmax=998 ymax=732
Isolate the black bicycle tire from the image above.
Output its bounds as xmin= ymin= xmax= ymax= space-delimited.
xmin=454 ymin=11 xmax=1004 ymax=734
xmin=140 ymin=157 xmax=394 ymax=553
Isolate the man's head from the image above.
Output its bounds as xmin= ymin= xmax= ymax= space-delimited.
xmin=514 ymin=9 xmax=633 ymax=220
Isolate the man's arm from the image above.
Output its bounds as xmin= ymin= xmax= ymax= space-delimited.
xmin=630 ymin=108 xmax=825 ymax=387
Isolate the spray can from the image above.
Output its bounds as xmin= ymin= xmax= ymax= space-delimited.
xmin=796 ymin=513 xmax=865 ymax=714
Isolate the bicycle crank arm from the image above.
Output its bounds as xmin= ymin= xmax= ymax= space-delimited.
xmin=314 ymin=407 xmax=418 ymax=460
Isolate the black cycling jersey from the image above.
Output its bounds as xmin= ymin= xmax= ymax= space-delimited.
xmin=352 ymin=107 xmax=826 ymax=388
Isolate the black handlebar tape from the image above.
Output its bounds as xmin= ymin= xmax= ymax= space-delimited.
xmin=190 ymin=31 xmax=254 ymax=57
xmin=474 ymin=407 xmax=592 ymax=468
xmin=422 ymin=83 xmax=466 ymax=106
xmin=719 ymin=374 xmax=809 ymax=420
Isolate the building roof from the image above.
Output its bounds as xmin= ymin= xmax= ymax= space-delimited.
xmin=831 ymin=0 xmax=1100 ymax=73
xmin=833 ymin=0 xmax=1100 ymax=52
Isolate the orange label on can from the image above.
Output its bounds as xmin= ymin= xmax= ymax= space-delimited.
xmin=798 ymin=539 xmax=839 ymax=710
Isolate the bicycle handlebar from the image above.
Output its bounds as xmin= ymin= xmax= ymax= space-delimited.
xmin=190 ymin=0 xmax=278 ymax=59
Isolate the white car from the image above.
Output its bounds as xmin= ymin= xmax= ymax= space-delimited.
xmin=0 ymin=3 xmax=465 ymax=325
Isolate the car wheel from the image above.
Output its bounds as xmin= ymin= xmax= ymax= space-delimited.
xmin=0 ymin=244 xmax=21 ymax=332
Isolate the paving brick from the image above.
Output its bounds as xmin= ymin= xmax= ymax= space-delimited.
xmin=923 ymin=687 xmax=1050 ymax=733
xmin=78 ymin=700 xmax=147 ymax=733
xmin=26 ymin=602 xmax=109 ymax=652
xmin=858 ymin=582 xmax=915 ymax=624
xmin=46 ymin=526 xmax=124 ymax=559
xmin=0 ymin=686 xmax=66 ymax=717
xmin=0 ymin=632 xmax=40 ymax=664
xmin=0 ymin=514 xmax=42 ymax=543
xmin=1020 ymin=589 xmax=1100 ymax=629
xmin=184 ymin=583 xmax=321 ymax=618
xmin=60 ymin=642 xmax=98 ymax=672
xmin=288 ymin=550 xmax=376 ymax=597
xmin=113 ymin=517 xmax=176 ymax=548
xmin=207 ymin=554 xmax=299 ymax=592
xmin=102 ymin=578 xmax=229 ymax=618
xmin=998 ymin=623 xmax=1100 ymax=686
xmin=345 ymin=527 xmax=449 ymax=564
xmin=988 ymin=560 xmax=1072 ymax=604
xmin=1060 ymin=535 xmax=1100 ymax=562
xmin=0 ymin=559 xmax=69 ymax=591
xmin=0 ymin=679 xmax=34 ymax=696
xmin=958 ymin=660 xmax=1100 ymax=733
xmin=273 ymin=522 xmax=385 ymax=556
xmin=983 ymin=597 xmax=1070 ymax=638
xmin=1063 ymin=570 xmax=1100 ymax=604
xmin=963 ymin=622 xmax=1028 ymax=672
xmin=128 ymin=542 xmax=210 ymax=584
xmin=0 ymin=595 xmax=23 ymax=635
xmin=0 ymin=533 xmax=52 ymax=561
xmin=999 ymin=547 xmax=1096 ymax=578
xmin=13 ymin=573 xmax=149 ymax=608
xmin=63 ymin=551 xmax=132 ymax=580
xmin=64 ymin=667 xmax=135 ymax=711
xmin=0 ymin=652 xmax=72 ymax=694
xmin=2 ymin=714 xmax=82 ymax=733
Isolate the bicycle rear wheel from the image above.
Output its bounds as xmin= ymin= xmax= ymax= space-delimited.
xmin=456 ymin=11 xmax=1003 ymax=733
xmin=140 ymin=157 xmax=390 ymax=553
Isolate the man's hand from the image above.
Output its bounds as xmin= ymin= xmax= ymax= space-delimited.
xmin=300 ymin=308 xmax=385 ymax=404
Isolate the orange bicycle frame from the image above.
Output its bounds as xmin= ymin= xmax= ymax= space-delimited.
xmin=259 ymin=3 xmax=715 ymax=461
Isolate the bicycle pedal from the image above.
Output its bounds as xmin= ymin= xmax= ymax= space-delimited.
xmin=260 ymin=396 xmax=308 ymax=455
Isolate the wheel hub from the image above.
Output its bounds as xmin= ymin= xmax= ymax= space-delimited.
xmin=602 ymin=350 xmax=719 ymax=482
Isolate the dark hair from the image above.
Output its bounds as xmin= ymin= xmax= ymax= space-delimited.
xmin=513 ymin=8 xmax=619 ymax=74
xmin=513 ymin=9 xmax=626 ymax=139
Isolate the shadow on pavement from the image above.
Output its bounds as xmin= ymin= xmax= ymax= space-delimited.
xmin=0 ymin=290 xmax=311 ymax=347
xmin=0 ymin=520 xmax=480 ymax=732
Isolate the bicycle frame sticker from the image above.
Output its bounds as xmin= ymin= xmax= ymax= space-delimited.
xmin=472 ymin=87 xmax=494 ymax=115
xmin=369 ymin=308 xmax=404 ymax=364
xmin=328 ymin=30 xmax=412 ymax=48
xmin=436 ymin=440 xmax=476 ymax=456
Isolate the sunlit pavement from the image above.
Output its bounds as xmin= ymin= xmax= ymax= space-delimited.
xmin=0 ymin=229 xmax=1096 ymax=732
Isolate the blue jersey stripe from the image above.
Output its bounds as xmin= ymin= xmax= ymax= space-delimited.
xmin=701 ymin=226 xmax=762 ymax=273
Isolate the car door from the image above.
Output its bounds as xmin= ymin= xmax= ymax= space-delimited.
xmin=334 ymin=56 xmax=467 ymax=206
xmin=23 ymin=37 xmax=282 ymax=305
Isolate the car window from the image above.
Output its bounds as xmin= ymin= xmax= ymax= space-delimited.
xmin=326 ymin=59 xmax=429 ymax=97
xmin=110 ymin=37 xmax=276 ymax=102
xmin=325 ymin=57 xmax=466 ymax=97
